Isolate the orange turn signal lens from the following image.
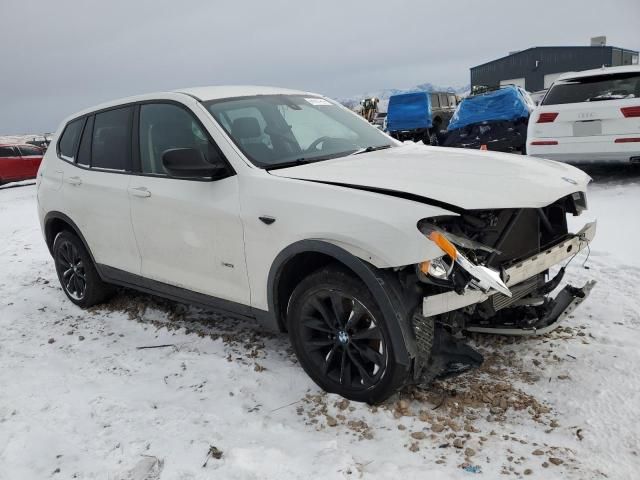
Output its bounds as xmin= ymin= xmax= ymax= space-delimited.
xmin=428 ymin=231 xmax=458 ymax=260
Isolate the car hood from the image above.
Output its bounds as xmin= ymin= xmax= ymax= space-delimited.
xmin=268 ymin=143 xmax=591 ymax=210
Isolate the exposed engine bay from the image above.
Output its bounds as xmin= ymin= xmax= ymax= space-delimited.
xmin=406 ymin=192 xmax=596 ymax=383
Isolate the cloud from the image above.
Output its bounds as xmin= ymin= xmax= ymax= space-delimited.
xmin=1 ymin=0 xmax=638 ymax=133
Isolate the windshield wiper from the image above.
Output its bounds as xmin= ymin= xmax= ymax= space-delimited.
xmin=350 ymin=144 xmax=392 ymax=156
xmin=264 ymin=156 xmax=334 ymax=171
xmin=265 ymin=145 xmax=393 ymax=170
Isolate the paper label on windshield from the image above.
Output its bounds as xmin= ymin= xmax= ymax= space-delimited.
xmin=305 ymin=97 xmax=332 ymax=106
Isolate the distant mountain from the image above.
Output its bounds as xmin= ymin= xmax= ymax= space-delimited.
xmin=338 ymin=82 xmax=470 ymax=109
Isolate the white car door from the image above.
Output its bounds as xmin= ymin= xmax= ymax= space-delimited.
xmin=56 ymin=109 xmax=140 ymax=274
xmin=128 ymin=102 xmax=250 ymax=305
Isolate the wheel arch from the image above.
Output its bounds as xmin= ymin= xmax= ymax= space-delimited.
xmin=43 ymin=212 xmax=96 ymax=265
xmin=267 ymin=240 xmax=417 ymax=367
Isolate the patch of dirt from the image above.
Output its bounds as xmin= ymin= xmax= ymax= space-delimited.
xmin=90 ymin=290 xmax=587 ymax=475
xmin=92 ymin=289 xmax=284 ymax=368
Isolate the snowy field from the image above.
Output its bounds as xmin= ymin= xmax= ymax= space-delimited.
xmin=0 ymin=166 xmax=639 ymax=479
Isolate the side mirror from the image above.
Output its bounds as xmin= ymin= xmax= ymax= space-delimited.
xmin=161 ymin=148 xmax=222 ymax=178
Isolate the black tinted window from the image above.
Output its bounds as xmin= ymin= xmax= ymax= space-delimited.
xmin=0 ymin=146 xmax=16 ymax=157
xmin=543 ymin=72 xmax=640 ymax=105
xmin=59 ymin=118 xmax=84 ymax=160
xmin=18 ymin=145 xmax=42 ymax=156
xmin=139 ymin=103 xmax=221 ymax=176
xmin=77 ymin=115 xmax=94 ymax=167
xmin=92 ymin=107 xmax=132 ymax=170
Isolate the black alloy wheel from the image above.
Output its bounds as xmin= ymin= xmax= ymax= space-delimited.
xmin=53 ymin=230 xmax=114 ymax=308
xmin=288 ymin=265 xmax=410 ymax=403
xmin=55 ymin=239 xmax=87 ymax=301
xmin=299 ymin=289 xmax=387 ymax=390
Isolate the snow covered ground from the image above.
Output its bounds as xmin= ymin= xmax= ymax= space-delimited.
xmin=1 ymin=168 xmax=639 ymax=479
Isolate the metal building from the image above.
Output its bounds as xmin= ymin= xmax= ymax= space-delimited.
xmin=471 ymin=43 xmax=639 ymax=93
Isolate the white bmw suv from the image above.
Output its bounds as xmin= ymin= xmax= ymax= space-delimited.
xmin=527 ymin=65 xmax=640 ymax=164
xmin=38 ymin=86 xmax=596 ymax=403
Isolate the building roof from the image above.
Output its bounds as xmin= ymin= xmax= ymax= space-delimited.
xmin=471 ymin=45 xmax=639 ymax=70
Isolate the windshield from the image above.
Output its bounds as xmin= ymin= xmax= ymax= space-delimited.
xmin=205 ymin=95 xmax=393 ymax=168
xmin=542 ymin=72 xmax=640 ymax=105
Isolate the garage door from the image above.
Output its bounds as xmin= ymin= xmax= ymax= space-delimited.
xmin=499 ymin=78 xmax=526 ymax=89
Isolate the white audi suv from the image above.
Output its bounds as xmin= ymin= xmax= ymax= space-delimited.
xmin=527 ymin=65 xmax=640 ymax=164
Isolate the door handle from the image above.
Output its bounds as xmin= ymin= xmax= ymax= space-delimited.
xmin=66 ymin=176 xmax=82 ymax=185
xmin=128 ymin=186 xmax=151 ymax=198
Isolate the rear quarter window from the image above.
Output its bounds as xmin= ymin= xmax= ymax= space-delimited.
xmin=58 ymin=118 xmax=85 ymax=161
xmin=542 ymin=72 xmax=640 ymax=105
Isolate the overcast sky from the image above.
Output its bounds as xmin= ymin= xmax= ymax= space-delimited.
xmin=1 ymin=0 xmax=638 ymax=133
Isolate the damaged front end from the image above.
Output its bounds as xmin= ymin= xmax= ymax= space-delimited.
xmin=407 ymin=192 xmax=596 ymax=384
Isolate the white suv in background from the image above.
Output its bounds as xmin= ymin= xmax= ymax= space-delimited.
xmin=527 ymin=65 xmax=640 ymax=164
xmin=37 ymin=86 xmax=596 ymax=403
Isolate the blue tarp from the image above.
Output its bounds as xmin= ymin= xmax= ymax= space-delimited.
xmin=447 ymin=86 xmax=532 ymax=131
xmin=386 ymin=92 xmax=432 ymax=132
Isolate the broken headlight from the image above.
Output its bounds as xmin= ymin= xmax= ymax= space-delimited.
xmin=418 ymin=222 xmax=512 ymax=297
xmin=419 ymin=255 xmax=454 ymax=279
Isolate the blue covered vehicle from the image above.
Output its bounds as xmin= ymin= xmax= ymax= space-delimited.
xmin=386 ymin=91 xmax=457 ymax=144
xmin=443 ymin=86 xmax=535 ymax=153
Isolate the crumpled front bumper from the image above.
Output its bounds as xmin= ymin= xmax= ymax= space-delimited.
xmin=466 ymin=279 xmax=596 ymax=335
xmin=421 ymin=221 xmax=597 ymax=333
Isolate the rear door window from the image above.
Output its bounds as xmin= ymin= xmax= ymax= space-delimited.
xmin=0 ymin=146 xmax=17 ymax=157
xmin=18 ymin=145 xmax=42 ymax=156
xmin=430 ymin=93 xmax=440 ymax=108
xmin=542 ymin=72 xmax=640 ymax=105
xmin=58 ymin=118 xmax=85 ymax=161
xmin=92 ymin=107 xmax=132 ymax=171
xmin=439 ymin=94 xmax=449 ymax=108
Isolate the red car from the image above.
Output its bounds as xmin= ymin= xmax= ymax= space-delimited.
xmin=0 ymin=144 xmax=44 ymax=185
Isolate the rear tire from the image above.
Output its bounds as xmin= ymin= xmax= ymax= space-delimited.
xmin=53 ymin=231 xmax=115 ymax=308
xmin=287 ymin=265 xmax=409 ymax=403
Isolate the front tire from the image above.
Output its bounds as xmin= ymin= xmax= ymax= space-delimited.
xmin=53 ymin=231 xmax=114 ymax=308
xmin=287 ymin=265 xmax=409 ymax=403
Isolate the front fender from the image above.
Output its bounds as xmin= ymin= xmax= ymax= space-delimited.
xmin=267 ymin=239 xmax=420 ymax=367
